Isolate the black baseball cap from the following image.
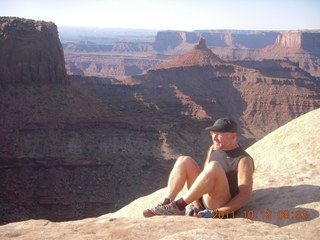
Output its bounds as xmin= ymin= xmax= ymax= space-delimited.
xmin=205 ymin=118 xmax=238 ymax=133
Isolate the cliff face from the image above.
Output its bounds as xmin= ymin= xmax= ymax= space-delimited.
xmin=275 ymin=31 xmax=320 ymax=53
xmin=301 ymin=32 xmax=320 ymax=54
xmin=0 ymin=17 xmax=67 ymax=84
xmin=275 ymin=31 xmax=303 ymax=48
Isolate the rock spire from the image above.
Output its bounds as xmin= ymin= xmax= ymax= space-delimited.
xmin=194 ymin=37 xmax=207 ymax=50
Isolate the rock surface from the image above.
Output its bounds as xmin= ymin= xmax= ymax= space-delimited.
xmin=0 ymin=17 xmax=67 ymax=84
xmin=0 ymin=108 xmax=319 ymax=240
xmin=275 ymin=31 xmax=320 ymax=52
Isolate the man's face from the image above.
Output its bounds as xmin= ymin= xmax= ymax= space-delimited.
xmin=210 ymin=131 xmax=236 ymax=150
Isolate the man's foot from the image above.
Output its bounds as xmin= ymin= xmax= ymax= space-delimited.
xmin=143 ymin=201 xmax=185 ymax=217
xmin=158 ymin=198 xmax=171 ymax=207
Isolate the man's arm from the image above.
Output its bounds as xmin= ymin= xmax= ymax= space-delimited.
xmin=216 ymin=156 xmax=254 ymax=214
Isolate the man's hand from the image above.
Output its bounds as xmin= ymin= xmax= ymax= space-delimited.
xmin=185 ymin=204 xmax=199 ymax=216
xmin=196 ymin=209 xmax=217 ymax=218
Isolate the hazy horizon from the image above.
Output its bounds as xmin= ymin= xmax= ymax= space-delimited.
xmin=57 ymin=26 xmax=320 ymax=32
xmin=1 ymin=0 xmax=320 ymax=31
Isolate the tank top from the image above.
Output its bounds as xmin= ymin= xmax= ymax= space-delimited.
xmin=208 ymin=146 xmax=253 ymax=198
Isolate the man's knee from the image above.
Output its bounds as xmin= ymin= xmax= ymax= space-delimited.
xmin=175 ymin=155 xmax=194 ymax=166
xmin=203 ymin=161 xmax=224 ymax=174
xmin=173 ymin=156 xmax=200 ymax=171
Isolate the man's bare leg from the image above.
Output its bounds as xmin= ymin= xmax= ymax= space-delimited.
xmin=142 ymin=156 xmax=201 ymax=217
xmin=142 ymin=159 xmax=230 ymax=217
xmin=166 ymin=156 xmax=201 ymax=201
xmin=182 ymin=161 xmax=231 ymax=210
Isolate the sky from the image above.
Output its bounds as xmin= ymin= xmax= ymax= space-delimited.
xmin=1 ymin=0 xmax=320 ymax=31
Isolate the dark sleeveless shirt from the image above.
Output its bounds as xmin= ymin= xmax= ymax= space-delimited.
xmin=208 ymin=147 xmax=253 ymax=198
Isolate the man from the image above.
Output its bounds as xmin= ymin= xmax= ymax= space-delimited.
xmin=143 ymin=118 xmax=254 ymax=218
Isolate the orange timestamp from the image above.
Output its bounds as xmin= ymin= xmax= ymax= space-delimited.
xmin=242 ymin=210 xmax=309 ymax=220
xmin=211 ymin=210 xmax=309 ymax=220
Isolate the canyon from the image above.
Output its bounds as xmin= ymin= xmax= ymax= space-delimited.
xmin=0 ymin=17 xmax=319 ymax=225
xmin=61 ymin=28 xmax=320 ymax=78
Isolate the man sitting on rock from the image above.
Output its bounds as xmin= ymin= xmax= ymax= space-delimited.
xmin=143 ymin=118 xmax=254 ymax=218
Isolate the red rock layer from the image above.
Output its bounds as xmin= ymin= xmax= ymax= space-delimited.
xmin=0 ymin=17 xmax=67 ymax=84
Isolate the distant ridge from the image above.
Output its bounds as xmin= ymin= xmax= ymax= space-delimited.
xmin=153 ymin=38 xmax=223 ymax=69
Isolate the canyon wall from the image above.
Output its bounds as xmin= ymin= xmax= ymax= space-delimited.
xmin=0 ymin=17 xmax=67 ymax=84
xmin=301 ymin=32 xmax=320 ymax=54
xmin=152 ymin=30 xmax=280 ymax=50
xmin=275 ymin=31 xmax=304 ymax=48
xmin=275 ymin=31 xmax=320 ymax=53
